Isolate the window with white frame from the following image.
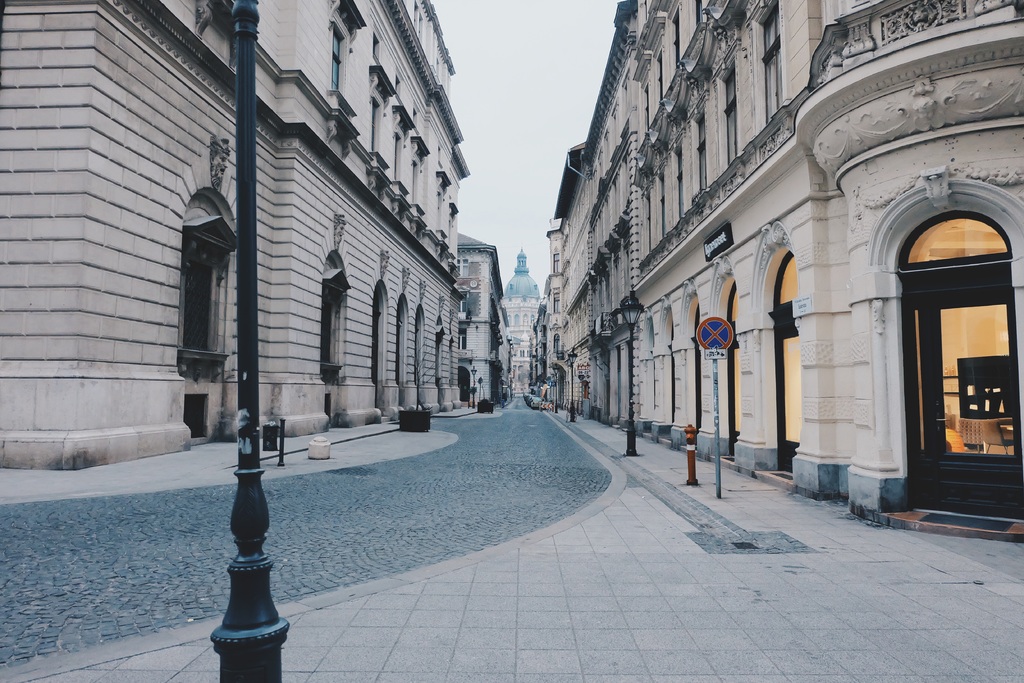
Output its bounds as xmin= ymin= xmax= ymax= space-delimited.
xmin=696 ymin=116 xmax=707 ymax=190
xmin=724 ymin=70 xmax=737 ymax=162
xmin=331 ymin=29 xmax=344 ymax=91
xmin=763 ymin=5 xmax=782 ymax=117
xmin=553 ymin=252 xmax=561 ymax=273
xmin=370 ymin=99 xmax=380 ymax=152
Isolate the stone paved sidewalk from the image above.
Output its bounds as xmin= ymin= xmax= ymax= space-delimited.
xmin=10 ymin=411 xmax=1024 ymax=682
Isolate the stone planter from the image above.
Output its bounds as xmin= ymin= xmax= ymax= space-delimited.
xmin=399 ymin=409 xmax=431 ymax=432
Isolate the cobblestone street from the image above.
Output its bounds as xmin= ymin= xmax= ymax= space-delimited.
xmin=0 ymin=405 xmax=609 ymax=668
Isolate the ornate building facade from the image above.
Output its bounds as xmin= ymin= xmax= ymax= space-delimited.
xmin=0 ymin=0 xmax=469 ymax=468
xmin=503 ymin=249 xmax=542 ymax=394
xmin=456 ymin=234 xmax=506 ymax=404
xmin=554 ymin=0 xmax=1024 ymax=522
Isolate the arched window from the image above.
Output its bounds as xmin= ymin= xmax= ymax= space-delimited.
xmin=727 ymin=282 xmax=740 ymax=450
xmin=395 ymin=296 xmax=408 ymax=385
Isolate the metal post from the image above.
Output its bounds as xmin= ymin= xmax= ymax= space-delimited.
xmin=211 ymin=1 xmax=289 ymax=679
xmin=625 ymin=325 xmax=638 ymax=457
xmin=569 ymin=362 xmax=576 ymax=422
xmin=277 ymin=418 xmax=286 ymax=467
xmin=713 ymin=358 xmax=721 ymax=499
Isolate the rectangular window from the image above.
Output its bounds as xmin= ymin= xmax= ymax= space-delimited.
xmin=724 ymin=71 xmax=737 ymax=162
xmin=673 ymin=11 xmax=681 ymax=64
xmin=553 ymin=296 xmax=561 ymax=314
xmin=660 ymin=176 xmax=667 ymax=237
xmin=644 ymin=86 xmax=650 ymax=129
xmin=372 ymin=34 xmax=380 ymax=60
xmin=411 ymin=160 xmax=418 ymax=203
xmin=764 ymin=5 xmax=782 ymax=116
xmin=657 ymin=52 xmax=664 ymax=98
xmin=370 ymin=100 xmax=380 ymax=152
xmin=183 ymin=262 xmax=213 ymax=351
xmin=331 ymin=31 xmax=343 ymax=90
xmin=553 ymin=252 xmax=561 ymax=273
xmin=676 ymin=148 xmax=685 ymax=215
xmin=458 ymin=259 xmax=470 ymax=277
xmin=695 ymin=0 xmax=704 ymax=23
xmin=393 ymin=133 xmax=402 ymax=177
xmin=696 ymin=116 xmax=707 ymax=190
xmin=459 ymin=332 xmax=467 ymax=350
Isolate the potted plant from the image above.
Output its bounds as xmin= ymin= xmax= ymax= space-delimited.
xmin=399 ymin=336 xmax=430 ymax=432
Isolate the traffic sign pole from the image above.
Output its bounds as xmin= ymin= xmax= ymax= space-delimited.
xmin=713 ymin=357 xmax=721 ymax=499
xmin=697 ymin=317 xmax=733 ymax=501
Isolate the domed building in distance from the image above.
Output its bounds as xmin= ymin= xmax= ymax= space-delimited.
xmin=504 ymin=250 xmax=541 ymax=394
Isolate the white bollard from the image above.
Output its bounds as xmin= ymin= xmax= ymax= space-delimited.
xmin=307 ymin=436 xmax=331 ymax=460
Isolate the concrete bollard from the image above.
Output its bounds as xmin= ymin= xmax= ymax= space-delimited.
xmin=307 ymin=436 xmax=331 ymax=460
xmin=683 ymin=424 xmax=698 ymax=486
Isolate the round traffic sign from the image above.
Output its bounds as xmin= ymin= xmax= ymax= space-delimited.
xmin=696 ymin=316 xmax=734 ymax=350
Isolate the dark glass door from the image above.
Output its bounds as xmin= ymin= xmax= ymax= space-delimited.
xmin=903 ymin=290 xmax=1022 ymax=517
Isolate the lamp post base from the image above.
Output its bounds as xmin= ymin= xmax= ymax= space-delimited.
xmin=625 ymin=424 xmax=639 ymax=457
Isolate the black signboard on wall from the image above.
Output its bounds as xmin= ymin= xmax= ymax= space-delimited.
xmin=703 ymin=223 xmax=734 ymax=261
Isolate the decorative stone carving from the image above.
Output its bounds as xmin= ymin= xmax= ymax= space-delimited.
xmin=872 ymin=299 xmax=885 ymax=334
xmin=974 ymin=0 xmax=1015 ymax=13
xmin=879 ymin=0 xmax=967 ymax=45
xmin=842 ymin=19 xmax=877 ymax=58
xmin=209 ymin=135 xmax=230 ymax=191
xmin=333 ymin=213 xmax=346 ymax=250
xmin=195 ymin=1 xmax=213 ymax=36
xmin=379 ymin=249 xmax=390 ymax=280
xmin=921 ymin=166 xmax=951 ymax=208
xmin=401 ymin=265 xmax=411 ymax=292
xmin=814 ymin=66 xmax=1024 ymax=174
xmin=419 ymin=279 xmax=426 ymax=303
xmin=953 ymin=165 xmax=1024 ymax=186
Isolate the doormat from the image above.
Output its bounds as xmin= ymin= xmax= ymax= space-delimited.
xmin=918 ymin=512 xmax=1015 ymax=532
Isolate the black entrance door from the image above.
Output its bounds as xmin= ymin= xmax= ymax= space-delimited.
xmin=903 ymin=289 xmax=1022 ymax=517
xmin=899 ymin=213 xmax=1021 ymax=518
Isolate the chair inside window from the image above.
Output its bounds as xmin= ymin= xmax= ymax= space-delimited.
xmin=959 ymin=418 xmax=1013 ymax=454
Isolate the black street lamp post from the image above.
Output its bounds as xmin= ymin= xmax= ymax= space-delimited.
xmin=554 ymin=350 xmax=564 ymax=414
xmin=210 ymin=0 xmax=289 ymax=679
xmin=567 ymin=350 xmax=577 ymax=422
xmin=620 ymin=290 xmax=644 ymax=457
xmin=470 ymin=366 xmax=477 ymax=408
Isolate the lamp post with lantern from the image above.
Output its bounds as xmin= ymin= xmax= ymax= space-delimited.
xmin=619 ymin=290 xmax=644 ymax=457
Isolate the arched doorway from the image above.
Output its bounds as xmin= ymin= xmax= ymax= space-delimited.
xmin=771 ymin=253 xmax=799 ymax=472
xmin=726 ymin=282 xmax=740 ymax=454
xmin=900 ymin=213 xmax=1020 ymax=518
xmin=371 ymin=281 xmax=388 ymax=410
xmin=458 ymin=365 xmax=470 ymax=403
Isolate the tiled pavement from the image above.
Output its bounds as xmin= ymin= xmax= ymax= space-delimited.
xmin=8 ymin=408 xmax=1024 ymax=682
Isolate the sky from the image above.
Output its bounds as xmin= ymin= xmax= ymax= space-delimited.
xmin=432 ymin=0 xmax=621 ymax=292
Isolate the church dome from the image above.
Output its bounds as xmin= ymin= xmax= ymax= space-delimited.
xmin=505 ymin=249 xmax=540 ymax=298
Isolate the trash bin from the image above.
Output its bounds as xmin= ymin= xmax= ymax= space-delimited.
xmin=262 ymin=421 xmax=279 ymax=452
xmin=478 ymin=399 xmax=494 ymax=414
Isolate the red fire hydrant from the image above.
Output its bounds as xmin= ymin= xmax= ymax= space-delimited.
xmin=683 ymin=424 xmax=698 ymax=486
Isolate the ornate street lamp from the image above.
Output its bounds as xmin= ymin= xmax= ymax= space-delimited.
xmin=507 ymin=335 xmax=513 ymax=398
xmin=567 ymin=350 xmax=578 ymax=422
xmin=554 ymin=350 xmax=564 ymax=413
xmin=210 ymin=1 xmax=289 ymax=679
xmin=620 ymin=290 xmax=644 ymax=457
xmin=470 ymin=366 xmax=477 ymax=408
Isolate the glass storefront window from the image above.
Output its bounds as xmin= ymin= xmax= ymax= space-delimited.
xmin=777 ymin=257 xmax=797 ymax=304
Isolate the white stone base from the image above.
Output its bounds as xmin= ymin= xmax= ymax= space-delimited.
xmin=0 ymin=423 xmax=191 ymax=470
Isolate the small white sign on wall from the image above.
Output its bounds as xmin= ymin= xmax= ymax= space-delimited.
xmin=792 ymin=294 xmax=813 ymax=318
